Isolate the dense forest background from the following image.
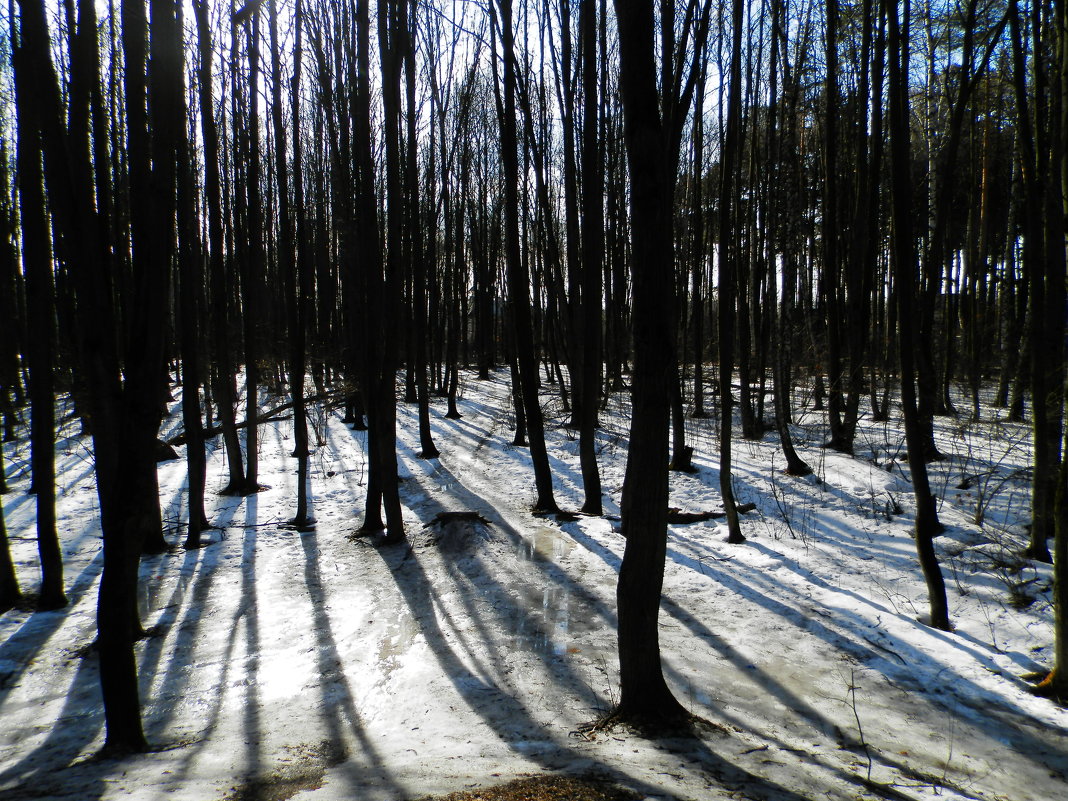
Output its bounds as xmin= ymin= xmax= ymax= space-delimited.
xmin=0 ymin=0 xmax=1065 ymax=759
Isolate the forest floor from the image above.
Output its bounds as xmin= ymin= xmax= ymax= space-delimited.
xmin=1 ymin=368 xmax=1066 ymax=801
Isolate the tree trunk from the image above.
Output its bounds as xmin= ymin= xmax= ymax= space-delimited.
xmin=239 ymin=8 xmax=264 ymax=495
xmin=0 ymin=444 xmax=21 ymax=612
xmin=495 ymin=0 xmax=558 ymax=513
xmin=16 ymin=0 xmax=150 ymax=753
xmin=717 ymin=0 xmax=746 ymax=544
xmin=14 ymin=55 xmax=66 ymax=608
xmin=405 ymin=0 xmax=439 ymax=460
xmin=887 ymin=0 xmax=950 ymax=632
xmin=176 ymin=0 xmax=209 ymax=549
xmin=269 ymin=0 xmax=314 ymax=529
xmin=578 ymin=0 xmax=603 ymax=514
xmin=611 ymin=0 xmax=711 ymax=728
xmin=192 ymin=0 xmax=245 ymax=494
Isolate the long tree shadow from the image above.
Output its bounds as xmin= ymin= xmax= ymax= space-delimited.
xmin=0 ymin=635 xmax=109 ymax=799
xmin=372 ymin=446 xmax=829 ymax=800
xmin=297 ymin=530 xmax=407 ymax=796
xmin=678 ymin=530 xmax=1060 ymax=730
xmin=0 ymin=545 xmax=104 ymax=709
xmin=140 ymin=540 xmax=221 ymax=739
xmin=239 ymin=494 xmax=264 ymax=784
xmin=573 ymin=520 xmax=1068 ymax=788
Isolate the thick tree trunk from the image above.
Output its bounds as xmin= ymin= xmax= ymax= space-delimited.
xmin=611 ymin=0 xmax=708 ymax=727
xmin=1010 ymin=1 xmax=1059 ymax=563
xmin=17 ymin=0 xmax=151 ymax=753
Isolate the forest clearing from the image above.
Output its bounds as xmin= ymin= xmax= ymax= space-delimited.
xmin=1 ymin=371 xmax=1065 ymax=800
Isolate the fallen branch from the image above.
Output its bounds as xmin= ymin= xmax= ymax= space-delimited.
xmin=666 ymin=508 xmax=727 ymax=523
xmin=165 ymin=390 xmax=341 ymax=446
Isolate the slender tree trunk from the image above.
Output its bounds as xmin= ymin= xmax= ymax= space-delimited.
xmin=14 ymin=59 xmax=66 ymax=608
xmin=406 ymin=0 xmax=439 ymax=459
xmin=578 ymin=0 xmax=603 ymax=514
xmin=193 ymin=0 xmax=244 ymax=493
xmin=822 ymin=0 xmax=851 ymax=454
xmin=718 ymin=0 xmax=746 ymax=544
xmin=495 ymin=0 xmax=558 ymax=512
xmin=292 ymin=0 xmax=314 ymax=527
xmin=239 ymin=8 xmax=264 ymax=495
xmin=269 ymin=0 xmax=313 ymax=529
xmin=0 ymin=444 xmax=21 ymax=612
xmin=177 ymin=0 xmax=209 ymax=547
xmin=887 ymin=0 xmax=950 ymax=632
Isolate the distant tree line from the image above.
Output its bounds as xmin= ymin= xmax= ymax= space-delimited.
xmin=0 ymin=0 xmax=1064 ymax=747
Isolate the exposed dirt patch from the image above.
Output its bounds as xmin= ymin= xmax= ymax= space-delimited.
xmin=414 ymin=774 xmax=642 ymax=801
xmin=221 ymin=740 xmax=346 ymax=801
xmin=415 ymin=511 xmax=498 ymax=552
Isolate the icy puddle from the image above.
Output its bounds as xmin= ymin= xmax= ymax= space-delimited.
xmin=519 ymin=525 xmax=576 ymax=563
xmin=377 ymin=611 xmax=421 ymax=673
xmin=512 ymin=525 xmax=597 ymax=657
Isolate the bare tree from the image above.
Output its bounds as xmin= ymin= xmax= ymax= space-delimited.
xmin=886 ymin=0 xmax=950 ymax=632
xmin=493 ymin=0 xmax=559 ymax=513
xmin=11 ymin=13 xmax=66 ymax=607
xmin=0 ymin=443 xmax=20 ymax=611
xmin=612 ymin=0 xmax=712 ymax=727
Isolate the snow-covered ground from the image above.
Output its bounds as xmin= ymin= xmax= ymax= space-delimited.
xmin=1 ymin=369 xmax=1065 ymax=800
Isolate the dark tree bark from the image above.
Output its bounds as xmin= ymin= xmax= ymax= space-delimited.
xmin=578 ymin=0 xmax=603 ymax=514
xmin=689 ymin=59 xmax=708 ymax=420
xmin=1039 ymin=0 xmax=1068 ymax=701
xmin=121 ymin=0 xmax=175 ymax=557
xmin=193 ymin=0 xmax=245 ymax=494
xmin=766 ymin=0 xmax=811 ymax=477
xmin=15 ymin=0 xmax=150 ymax=753
xmin=291 ymin=0 xmax=314 ymax=526
xmin=717 ymin=0 xmax=746 ymax=544
xmin=238 ymin=7 xmax=264 ymax=495
xmin=345 ymin=0 xmax=404 ymax=540
xmin=269 ymin=0 xmax=314 ymax=529
xmin=0 ymin=444 xmax=21 ymax=612
xmin=821 ymin=0 xmax=851 ymax=454
xmin=1009 ymin=0 xmax=1062 ymax=564
xmin=13 ymin=45 xmax=66 ymax=608
xmin=611 ymin=0 xmax=711 ymax=728
xmin=887 ymin=0 xmax=950 ymax=632
xmin=0 ymin=152 xmax=20 ymax=448
xmin=494 ymin=0 xmax=558 ymax=513
xmin=404 ymin=0 xmax=439 ymax=460
xmin=178 ymin=1 xmax=209 ymax=550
